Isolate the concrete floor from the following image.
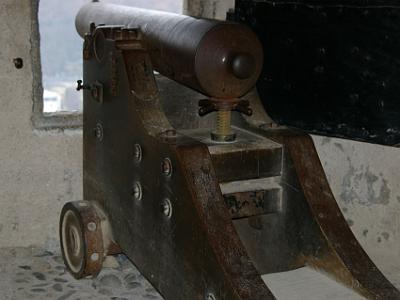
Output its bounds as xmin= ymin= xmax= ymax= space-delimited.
xmin=1 ymin=248 xmax=399 ymax=300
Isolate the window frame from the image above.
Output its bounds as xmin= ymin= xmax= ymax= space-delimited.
xmin=31 ymin=0 xmax=83 ymax=130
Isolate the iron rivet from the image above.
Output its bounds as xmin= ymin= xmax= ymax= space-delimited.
xmin=132 ymin=182 xmax=142 ymax=201
xmin=162 ymin=158 xmax=172 ymax=176
xmin=165 ymin=129 xmax=177 ymax=137
xmin=133 ymin=144 xmax=142 ymax=162
xmin=90 ymin=253 xmax=99 ymax=261
xmin=94 ymin=123 xmax=104 ymax=141
xmin=206 ymin=293 xmax=216 ymax=300
xmin=87 ymin=222 xmax=97 ymax=232
xmin=91 ymin=87 xmax=99 ymax=99
xmin=162 ymin=198 xmax=172 ymax=218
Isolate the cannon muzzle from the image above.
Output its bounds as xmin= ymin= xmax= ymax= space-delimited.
xmin=75 ymin=2 xmax=263 ymax=99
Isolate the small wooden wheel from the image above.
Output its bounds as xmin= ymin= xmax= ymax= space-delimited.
xmin=60 ymin=201 xmax=105 ymax=279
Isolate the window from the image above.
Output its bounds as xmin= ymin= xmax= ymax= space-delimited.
xmin=34 ymin=0 xmax=182 ymax=128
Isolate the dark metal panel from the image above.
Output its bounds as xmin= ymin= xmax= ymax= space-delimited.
xmin=234 ymin=0 xmax=400 ymax=145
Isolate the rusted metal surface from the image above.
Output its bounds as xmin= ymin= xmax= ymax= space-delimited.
xmin=78 ymin=25 xmax=276 ymax=299
xmin=223 ymin=189 xmax=281 ymax=219
xmin=59 ymin=201 xmax=105 ymax=279
xmin=60 ymin=200 xmax=121 ymax=279
xmin=75 ymin=2 xmax=263 ymax=99
xmin=66 ymin=6 xmax=400 ymax=298
xmin=176 ymin=145 xmax=276 ymax=299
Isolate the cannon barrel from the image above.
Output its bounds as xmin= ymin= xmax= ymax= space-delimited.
xmin=76 ymin=2 xmax=263 ymax=99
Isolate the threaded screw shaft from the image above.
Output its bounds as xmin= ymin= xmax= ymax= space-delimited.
xmin=216 ymin=110 xmax=232 ymax=136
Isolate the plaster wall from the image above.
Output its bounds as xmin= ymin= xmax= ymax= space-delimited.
xmin=313 ymin=136 xmax=400 ymax=272
xmin=183 ymin=0 xmax=235 ymax=19
xmin=0 ymin=0 xmax=82 ymax=250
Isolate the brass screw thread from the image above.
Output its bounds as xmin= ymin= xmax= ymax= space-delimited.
xmin=216 ymin=110 xmax=232 ymax=136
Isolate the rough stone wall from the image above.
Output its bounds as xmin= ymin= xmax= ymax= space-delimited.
xmin=0 ymin=0 xmax=82 ymax=250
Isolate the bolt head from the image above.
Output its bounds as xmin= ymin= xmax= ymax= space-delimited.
xmin=161 ymin=158 xmax=172 ymax=176
xmin=90 ymin=253 xmax=99 ymax=261
xmin=164 ymin=129 xmax=177 ymax=138
xmin=87 ymin=222 xmax=97 ymax=232
xmin=161 ymin=199 xmax=172 ymax=218
xmin=132 ymin=182 xmax=142 ymax=201
xmin=133 ymin=144 xmax=142 ymax=162
xmin=94 ymin=123 xmax=104 ymax=141
xmin=206 ymin=293 xmax=216 ymax=300
xmin=91 ymin=87 xmax=99 ymax=99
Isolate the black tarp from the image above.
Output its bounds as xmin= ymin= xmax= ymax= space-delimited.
xmin=234 ymin=0 xmax=400 ymax=146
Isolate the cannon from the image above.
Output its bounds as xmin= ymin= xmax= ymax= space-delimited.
xmin=75 ymin=2 xmax=263 ymax=142
xmin=59 ymin=2 xmax=400 ymax=299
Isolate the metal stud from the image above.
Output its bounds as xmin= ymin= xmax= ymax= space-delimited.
xmin=90 ymin=253 xmax=99 ymax=261
xmin=94 ymin=123 xmax=104 ymax=141
xmin=206 ymin=293 xmax=216 ymax=300
xmin=133 ymin=144 xmax=142 ymax=162
xmin=132 ymin=182 xmax=142 ymax=201
xmin=162 ymin=158 xmax=172 ymax=176
xmin=161 ymin=198 xmax=172 ymax=218
xmin=87 ymin=222 xmax=97 ymax=232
